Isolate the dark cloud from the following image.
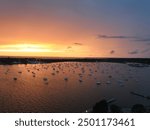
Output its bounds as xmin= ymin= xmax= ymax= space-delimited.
xmin=67 ymin=46 xmax=72 ymax=49
xmin=97 ymin=35 xmax=137 ymax=39
xmin=110 ymin=50 xmax=115 ymax=54
xmin=128 ymin=48 xmax=150 ymax=54
xmin=128 ymin=50 xmax=139 ymax=55
xmin=97 ymin=34 xmax=150 ymax=44
xmin=141 ymin=48 xmax=150 ymax=53
xmin=134 ymin=38 xmax=150 ymax=42
xmin=97 ymin=34 xmax=150 ymax=56
xmin=66 ymin=43 xmax=83 ymax=50
xmin=74 ymin=43 xmax=83 ymax=46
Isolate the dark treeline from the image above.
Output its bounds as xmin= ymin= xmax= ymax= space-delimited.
xmin=0 ymin=57 xmax=150 ymax=65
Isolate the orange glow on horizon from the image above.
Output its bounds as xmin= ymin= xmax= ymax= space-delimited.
xmin=0 ymin=43 xmax=51 ymax=52
xmin=0 ymin=42 xmax=94 ymax=57
xmin=0 ymin=42 xmax=68 ymax=57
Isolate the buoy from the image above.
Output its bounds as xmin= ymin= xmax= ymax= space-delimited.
xmin=43 ymin=77 xmax=48 ymax=81
xmin=96 ymin=82 xmax=101 ymax=85
xmin=13 ymin=77 xmax=17 ymax=81
xmin=64 ymin=77 xmax=68 ymax=81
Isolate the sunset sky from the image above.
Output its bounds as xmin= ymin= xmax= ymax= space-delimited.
xmin=0 ymin=0 xmax=150 ymax=57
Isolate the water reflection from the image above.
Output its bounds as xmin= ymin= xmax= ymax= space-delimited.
xmin=0 ymin=62 xmax=149 ymax=112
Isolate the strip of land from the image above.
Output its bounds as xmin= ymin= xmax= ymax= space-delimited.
xmin=0 ymin=57 xmax=150 ymax=65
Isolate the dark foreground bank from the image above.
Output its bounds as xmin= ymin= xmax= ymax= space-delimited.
xmin=87 ymin=99 xmax=150 ymax=113
xmin=0 ymin=57 xmax=150 ymax=65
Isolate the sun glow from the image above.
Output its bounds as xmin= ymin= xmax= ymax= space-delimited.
xmin=0 ymin=42 xmax=90 ymax=57
xmin=0 ymin=43 xmax=51 ymax=52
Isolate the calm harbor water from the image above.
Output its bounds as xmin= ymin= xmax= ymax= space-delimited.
xmin=0 ymin=62 xmax=150 ymax=112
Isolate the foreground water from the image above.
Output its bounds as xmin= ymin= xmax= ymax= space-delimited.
xmin=0 ymin=62 xmax=150 ymax=112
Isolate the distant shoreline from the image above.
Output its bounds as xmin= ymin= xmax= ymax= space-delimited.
xmin=0 ymin=57 xmax=150 ymax=65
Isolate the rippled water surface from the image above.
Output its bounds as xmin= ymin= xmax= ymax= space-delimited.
xmin=0 ymin=62 xmax=150 ymax=112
